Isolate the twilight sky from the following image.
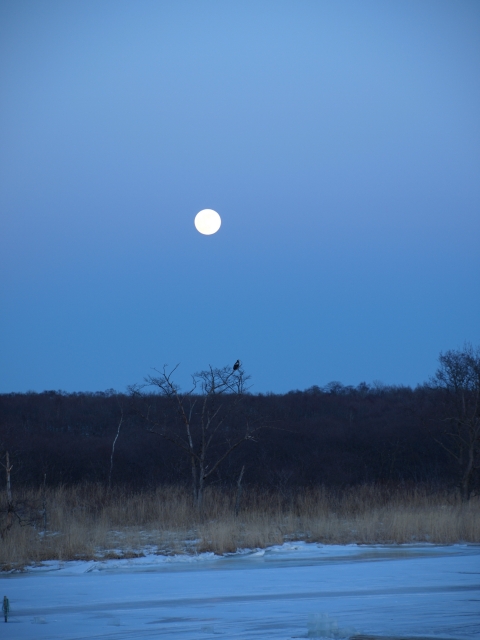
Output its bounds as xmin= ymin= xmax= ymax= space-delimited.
xmin=1 ymin=0 xmax=479 ymax=394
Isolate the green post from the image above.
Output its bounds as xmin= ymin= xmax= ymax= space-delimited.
xmin=2 ymin=596 xmax=9 ymax=622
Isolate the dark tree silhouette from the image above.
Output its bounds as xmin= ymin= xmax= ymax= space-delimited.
xmin=430 ymin=344 xmax=480 ymax=500
xmin=130 ymin=362 xmax=262 ymax=510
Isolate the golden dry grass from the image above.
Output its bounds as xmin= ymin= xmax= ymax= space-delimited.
xmin=1 ymin=483 xmax=478 ymax=570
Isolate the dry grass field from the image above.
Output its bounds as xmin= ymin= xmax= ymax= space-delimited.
xmin=1 ymin=483 xmax=479 ymax=570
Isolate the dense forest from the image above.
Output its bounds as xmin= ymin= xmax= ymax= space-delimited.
xmin=0 ymin=383 xmax=459 ymax=490
xmin=1 ymin=346 xmax=478 ymax=499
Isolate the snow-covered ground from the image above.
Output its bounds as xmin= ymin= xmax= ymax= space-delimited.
xmin=1 ymin=542 xmax=479 ymax=639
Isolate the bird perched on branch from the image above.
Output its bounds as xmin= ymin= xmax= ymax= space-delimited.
xmin=233 ymin=360 xmax=240 ymax=371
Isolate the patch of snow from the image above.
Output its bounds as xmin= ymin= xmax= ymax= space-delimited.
xmin=2 ymin=542 xmax=479 ymax=639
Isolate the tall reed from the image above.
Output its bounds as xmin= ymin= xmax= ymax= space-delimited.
xmin=1 ymin=483 xmax=478 ymax=570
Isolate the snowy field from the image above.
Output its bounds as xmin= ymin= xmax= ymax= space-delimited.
xmin=1 ymin=542 xmax=479 ymax=639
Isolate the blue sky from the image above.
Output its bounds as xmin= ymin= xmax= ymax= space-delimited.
xmin=1 ymin=0 xmax=479 ymax=394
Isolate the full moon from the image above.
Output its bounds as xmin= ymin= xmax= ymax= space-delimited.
xmin=194 ymin=209 xmax=221 ymax=235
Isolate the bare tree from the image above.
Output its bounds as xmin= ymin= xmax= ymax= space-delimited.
xmin=130 ymin=363 xmax=260 ymax=510
xmin=431 ymin=344 xmax=480 ymax=501
xmin=234 ymin=464 xmax=245 ymax=517
xmin=0 ymin=450 xmax=40 ymax=537
xmin=0 ymin=451 xmax=13 ymax=535
xmin=107 ymin=399 xmax=124 ymax=492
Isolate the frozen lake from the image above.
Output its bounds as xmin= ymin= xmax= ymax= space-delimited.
xmin=1 ymin=542 xmax=479 ymax=639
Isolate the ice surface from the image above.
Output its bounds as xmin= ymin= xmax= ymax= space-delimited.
xmin=1 ymin=542 xmax=479 ymax=639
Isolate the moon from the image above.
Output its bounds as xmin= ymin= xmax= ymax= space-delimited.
xmin=194 ymin=209 xmax=221 ymax=235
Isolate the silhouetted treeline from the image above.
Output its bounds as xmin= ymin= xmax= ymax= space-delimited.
xmin=0 ymin=383 xmax=457 ymax=491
